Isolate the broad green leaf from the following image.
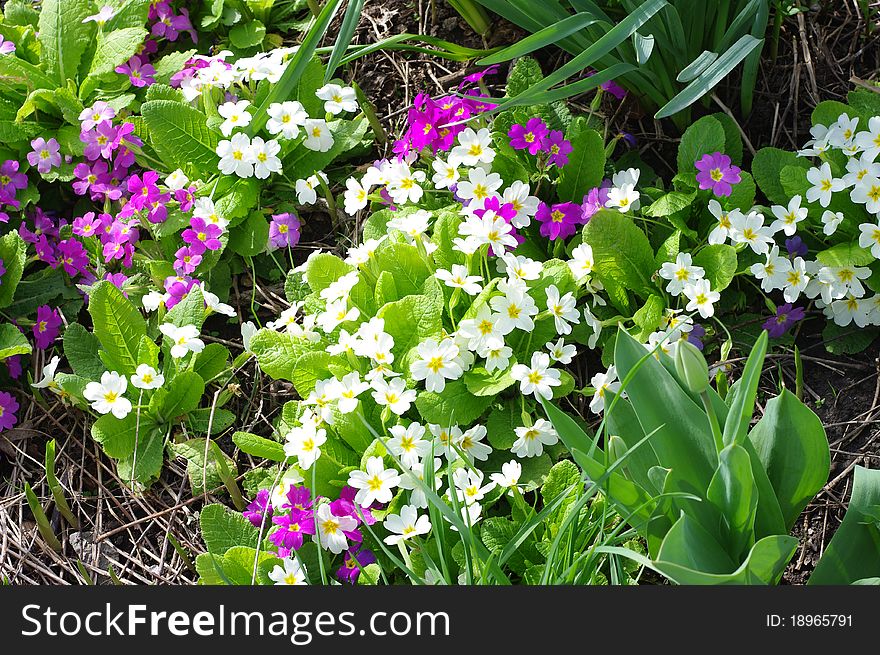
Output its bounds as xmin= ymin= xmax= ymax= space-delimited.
xmin=378 ymin=293 xmax=443 ymax=362
xmin=0 ymin=231 xmax=26 ymax=308
xmin=151 ymin=371 xmax=204 ymax=422
xmin=229 ymin=20 xmax=266 ymax=48
xmin=116 ymin=426 xmax=165 ymax=486
xmin=373 ymin=242 xmax=432 ymax=297
xmin=463 ymin=366 xmax=515 ymax=397
xmin=193 ymin=343 xmax=231 ymax=383
xmin=89 ymin=28 xmax=148 ymax=77
xmin=232 ymin=431 xmax=286 ymax=462
xmin=557 ymin=127 xmax=605 ymax=202
xmin=250 ymin=329 xmax=312 ymax=381
xmin=141 ymin=100 xmax=220 ymax=175
xmin=165 ymin=285 xmax=207 ymax=330
xmin=62 ymin=323 xmax=104 ymax=380
xmin=200 ymin=503 xmax=260 ymax=555
xmin=228 ymin=211 xmax=269 ymax=257
xmin=722 ymin=330 xmax=767 ymax=447
xmin=748 ymin=389 xmax=830 ymax=532
xmin=304 ymin=253 xmax=354 ymax=294
xmin=415 ymin=379 xmax=492 ymax=426
xmin=643 ymin=190 xmax=696 ymax=217
xmin=809 ymin=466 xmax=880 ymax=585
xmin=582 ymin=210 xmax=655 ymax=312
xmin=0 ymin=323 xmax=31 ymax=360
xmin=91 ymin=411 xmax=157 ymax=460
xmin=172 ymin=437 xmax=238 ymax=496
xmin=693 ymin=244 xmax=737 ymax=292
xmin=88 ymin=281 xmax=147 ymax=376
xmin=676 ymin=115 xmax=726 ymax=173
xmin=706 ymin=443 xmax=757 ymax=560
xmin=38 ymin=0 xmax=94 ymax=85
xmin=751 ymin=147 xmax=809 ymax=206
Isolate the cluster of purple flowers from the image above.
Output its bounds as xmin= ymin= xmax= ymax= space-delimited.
xmin=535 ymin=181 xmax=611 ymax=241
xmin=394 ymin=85 xmax=496 ymax=156
xmin=695 ymin=152 xmax=742 ymax=197
xmin=0 ymin=158 xmax=29 ymax=223
xmin=508 ymin=117 xmax=573 ymax=167
xmin=244 ymin=485 xmax=378 ymax=584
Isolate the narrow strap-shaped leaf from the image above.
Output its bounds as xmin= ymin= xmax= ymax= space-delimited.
xmin=721 ymin=329 xmax=768 ymax=447
xmin=478 ymin=12 xmax=600 ymax=65
xmin=718 ymin=0 xmax=765 ymax=51
xmin=324 ymin=0 xmax=365 ymax=82
xmin=248 ymin=0 xmax=344 ymax=136
xmin=676 ymin=50 xmax=719 ymax=83
xmin=655 ymin=33 xmax=763 ymax=119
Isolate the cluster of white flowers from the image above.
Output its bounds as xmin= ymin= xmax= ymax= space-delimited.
xmin=204 ymin=49 xmax=360 ymax=180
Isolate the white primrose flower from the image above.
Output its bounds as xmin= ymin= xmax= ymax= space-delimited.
xmin=304 ymin=379 xmax=338 ymax=425
xmin=612 ymin=168 xmax=640 ymax=187
xmin=822 ymin=210 xmax=845 ymax=236
xmin=498 ymin=253 xmax=543 ymax=281
xmin=707 ymin=200 xmax=738 ymax=245
xmin=317 ymin=299 xmax=360 ymax=333
xmin=250 ymin=137 xmax=282 ymax=179
xmin=431 ymin=158 xmax=460 ymax=189
xmin=383 ymin=505 xmax=432 ymax=545
xmin=303 ymin=118 xmax=334 ymax=152
xmin=159 ymin=323 xmax=205 ymax=358
xmin=658 ymin=252 xmax=705 ymax=296
xmin=295 ymin=172 xmax=327 ymax=205
xmin=271 ymin=469 xmax=305 ymax=510
xmin=386 ymin=162 xmax=427 ymax=205
xmin=859 ymin=221 xmax=880 ymax=258
xmin=216 ymin=133 xmax=254 ymax=178
xmin=371 ymin=376 xmax=417 ymax=415
xmin=782 ymin=257 xmax=810 ymax=302
xmin=502 ymin=180 xmax=540 ymax=228
xmin=843 ymin=152 xmax=880 ymax=188
xmin=825 ymin=265 xmax=871 ymax=298
xmin=604 ymin=183 xmax=640 ymax=213
xmin=388 ymin=423 xmax=432 ymax=469
xmin=410 ymin=338 xmax=463 ymax=393
xmin=316 ymin=84 xmax=358 ymax=114
xmin=32 ymin=356 xmax=61 ymax=390
xmin=568 ymin=243 xmax=594 ymax=280
xmin=348 ymin=456 xmax=401 ymax=507
xmin=241 ymin=321 xmax=257 ymax=353
xmin=164 ymin=168 xmax=189 ymax=191
xmin=828 ymin=113 xmax=859 ymax=148
xmin=511 ymin=352 xmax=561 ymax=400
xmin=428 ymin=423 xmax=463 ymax=460
xmin=806 ymin=162 xmax=845 ymax=207
xmin=547 ymin=338 xmax=577 ymax=365
xmin=436 ymin=264 xmax=482 ymax=296
xmin=456 ymin=168 xmax=502 ymax=204
xmin=750 ymin=245 xmax=792 ymax=292
xmin=343 ymin=177 xmax=370 ymax=215
xmin=269 ymin=558 xmax=308 ymax=586
xmin=193 ymin=197 xmax=229 ymax=230
xmin=452 ymin=469 xmax=496 ymax=505
xmin=479 ymin=343 xmax=513 ymax=373
xmin=646 ymin=331 xmax=674 ymax=358
xmin=314 ymin=503 xmax=358 ymax=554
xmin=131 ymin=364 xmax=164 ymax=390
xmin=345 ymin=237 xmax=385 ymax=265
xmin=387 ymin=209 xmax=432 ymax=243
xmin=511 ymin=418 xmax=559 ymax=458
xmin=852 ymin=175 xmax=880 ymax=214
xmin=142 ymin=290 xmax=167 ymax=312
xmin=490 ymin=460 xmax=522 ymax=493
xmin=328 ymin=372 xmax=369 ymax=414
xmin=828 ymin=294 xmax=871 ymax=328
xmin=855 ymin=116 xmax=880 ymax=160
xmin=83 ymin=371 xmax=132 ymax=419
xmin=321 ymin=270 xmax=360 ymax=302
xmin=583 ymin=305 xmax=603 ymax=349
xmin=730 ymin=210 xmax=775 ymax=254
xmin=83 ymin=5 xmax=117 ymax=25
xmin=201 ymin=284 xmax=235 ymax=316
xmin=284 ymin=421 xmax=328 ymax=469
xmin=399 ymin=457 xmax=442 ymax=508
xmin=491 ymin=287 xmax=538 ymax=333
xmin=449 ymin=127 xmax=495 ymax=167
xmin=267 ymin=100 xmax=308 ymax=139
xmin=459 ymin=424 xmax=493 ymax=462
xmin=683 ymin=279 xmax=720 ymax=319
xmin=589 ymin=366 xmax=621 ymax=415
xmin=546 ymin=284 xmax=580 ymax=335
xmin=457 ymin=305 xmax=512 ymax=352
xmin=218 ymin=99 xmax=252 ymax=137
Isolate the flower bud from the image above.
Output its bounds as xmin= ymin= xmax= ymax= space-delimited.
xmin=674 ymin=339 xmax=709 ymax=394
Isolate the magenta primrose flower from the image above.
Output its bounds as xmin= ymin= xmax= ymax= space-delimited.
xmin=268 ymin=212 xmax=302 ymax=250
xmin=27 ymin=138 xmax=62 ymax=174
xmin=5 ymin=355 xmax=21 ymax=379
xmin=0 ymin=160 xmax=28 ymax=197
xmin=0 ymin=35 xmax=15 ymax=56
xmin=173 ymin=245 xmax=203 ymax=275
xmin=269 ymin=508 xmax=316 ymax=552
xmin=151 ymin=4 xmax=197 ymax=42
xmin=57 ymin=239 xmax=89 ymax=277
xmin=0 ymin=390 xmax=19 ymax=432
xmin=244 ymin=489 xmax=273 ymax=527
xmin=535 ymin=201 xmax=585 ymax=241
xmin=115 ymin=56 xmax=156 ymax=87
xmin=544 ymin=130 xmax=573 ymax=167
xmin=695 ymin=152 xmax=741 ymax=197
xmin=509 ymin=118 xmax=549 ymax=155
xmin=182 ymin=217 xmax=223 ymax=252
xmin=33 ymin=305 xmax=61 ymax=349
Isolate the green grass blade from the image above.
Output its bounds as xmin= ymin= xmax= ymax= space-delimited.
xmin=676 ymin=50 xmax=719 ymax=83
xmin=654 ymin=33 xmax=763 ymax=119
xmin=24 ymin=482 xmax=62 ymax=552
xmin=45 ymin=439 xmax=78 ymax=528
xmin=478 ymin=12 xmax=600 ymax=65
xmin=324 ymin=0 xmax=365 ymax=82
